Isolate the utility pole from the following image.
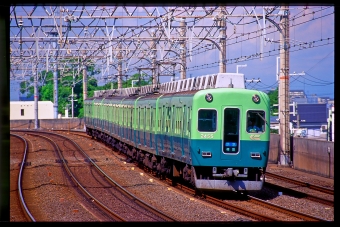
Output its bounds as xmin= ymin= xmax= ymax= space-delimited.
xmin=71 ymin=71 xmax=75 ymax=118
xmin=180 ymin=18 xmax=187 ymax=79
xmin=279 ymin=5 xmax=291 ymax=166
xmin=33 ymin=64 xmax=39 ymax=129
xmin=69 ymin=69 xmax=81 ymax=118
xmin=49 ymin=31 xmax=59 ymax=119
xmin=151 ymin=29 xmax=158 ymax=87
xmin=33 ymin=25 xmax=40 ymax=128
xmin=218 ymin=9 xmax=226 ymax=73
xmin=53 ymin=60 xmax=58 ymax=118
xmin=276 ymin=56 xmax=305 ymax=134
xmin=82 ymin=64 xmax=87 ymax=100
xmin=117 ymin=42 xmax=123 ymax=89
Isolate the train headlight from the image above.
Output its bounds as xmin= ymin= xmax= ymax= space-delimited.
xmin=252 ymin=94 xmax=260 ymax=103
xmin=260 ymin=174 xmax=265 ymax=181
xmin=205 ymin=93 xmax=213 ymax=102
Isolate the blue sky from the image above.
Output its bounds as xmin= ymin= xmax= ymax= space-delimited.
xmin=10 ymin=5 xmax=334 ymax=101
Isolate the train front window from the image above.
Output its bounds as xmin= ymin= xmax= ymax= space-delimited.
xmin=223 ymin=108 xmax=239 ymax=153
xmin=198 ymin=109 xmax=217 ymax=132
xmin=247 ymin=110 xmax=265 ymax=133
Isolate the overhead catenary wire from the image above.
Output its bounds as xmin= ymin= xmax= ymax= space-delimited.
xmin=9 ymin=6 xmax=334 ymax=99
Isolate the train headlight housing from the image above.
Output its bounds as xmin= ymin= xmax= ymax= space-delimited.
xmin=205 ymin=93 xmax=213 ymax=102
xmin=252 ymin=94 xmax=260 ymax=103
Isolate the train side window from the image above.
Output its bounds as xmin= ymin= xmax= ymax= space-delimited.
xmin=138 ymin=107 xmax=141 ymax=129
xmin=159 ymin=106 xmax=163 ymax=132
xmin=187 ymin=106 xmax=191 ymax=135
xmin=198 ymin=109 xmax=217 ymax=132
xmin=166 ymin=106 xmax=171 ymax=133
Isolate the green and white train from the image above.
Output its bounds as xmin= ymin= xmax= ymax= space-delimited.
xmin=84 ymin=73 xmax=270 ymax=192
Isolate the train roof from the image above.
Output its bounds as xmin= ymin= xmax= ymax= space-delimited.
xmin=92 ymin=73 xmax=245 ymax=99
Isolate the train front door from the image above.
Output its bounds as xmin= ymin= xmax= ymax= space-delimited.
xmin=221 ymin=107 xmax=242 ymax=160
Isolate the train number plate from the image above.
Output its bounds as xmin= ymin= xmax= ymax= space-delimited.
xmin=200 ymin=133 xmax=214 ymax=139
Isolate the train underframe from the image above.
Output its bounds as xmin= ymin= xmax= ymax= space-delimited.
xmin=86 ymin=127 xmax=265 ymax=191
xmin=87 ymin=127 xmax=192 ymax=183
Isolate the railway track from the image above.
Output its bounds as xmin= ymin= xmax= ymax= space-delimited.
xmin=160 ymin=175 xmax=329 ymax=221
xmin=11 ymin=129 xmax=333 ymax=222
xmin=65 ymin=129 xmax=333 ymax=222
xmin=265 ymin=172 xmax=333 ymax=195
xmin=264 ymin=172 xmax=334 ymax=207
xmin=10 ymin=133 xmax=36 ymax=222
xmin=10 ymin=129 xmax=178 ymax=222
xmin=11 ymin=131 xmax=117 ymax=221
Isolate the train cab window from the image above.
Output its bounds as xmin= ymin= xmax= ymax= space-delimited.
xmin=247 ymin=110 xmax=265 ymax=133
xmin=198 ymin=109 xmax=217 ymax=132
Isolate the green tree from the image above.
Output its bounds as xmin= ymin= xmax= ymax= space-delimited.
xmin=267 ymin=87 xmax=279 ymax=134
xmin=86 ymin=78 xmax=99 ymax=99
xmin=19 ymin=61 xmax=99 ymax=118
xmin=19 ymin=67 xmax=151 ymax=118
xmin=87 ymin=72 xmax=149 ymax=98
xmin=267 ymin=87 xmax=278 ymax=116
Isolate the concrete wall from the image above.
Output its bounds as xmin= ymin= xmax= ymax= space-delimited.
xmin=269 ymin=134 xmax=334 ymax=179
xmin=10 ymin=118 xmax=84 ymax=130
xmin=10 ymin=101 xmax=54 ymax=120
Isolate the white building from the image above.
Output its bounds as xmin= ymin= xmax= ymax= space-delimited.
xmin=10 ymin=101 xmax=54 ymax=120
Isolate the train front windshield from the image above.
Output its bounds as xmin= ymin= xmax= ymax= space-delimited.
xmin=246 ymin=110 xmax=266 ymax=133
xmin=198 ymin=109 xmax=217 ymax=132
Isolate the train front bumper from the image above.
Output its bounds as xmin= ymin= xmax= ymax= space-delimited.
xmin=195 ymin=178 xmax=264 ymax=191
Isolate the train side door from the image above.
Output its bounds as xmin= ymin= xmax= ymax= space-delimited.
xmin=221 ymin=107 xmax=241 ymax=160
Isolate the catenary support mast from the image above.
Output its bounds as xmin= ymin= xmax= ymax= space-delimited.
xmin=279 ymin=5 xmax=291 ymax=166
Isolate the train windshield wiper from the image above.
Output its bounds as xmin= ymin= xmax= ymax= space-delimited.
xmin=256 ymin=112 xmax=269 ymax=127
